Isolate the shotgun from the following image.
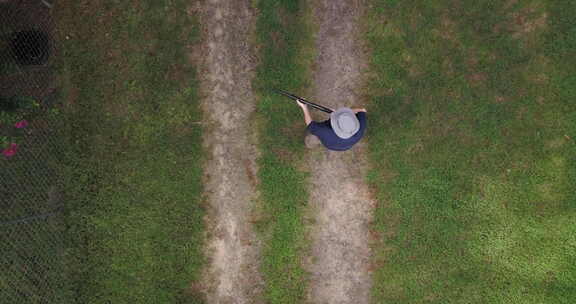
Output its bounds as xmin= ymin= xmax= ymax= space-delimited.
xmin=272 ymin=88 xmax=333 ymax=113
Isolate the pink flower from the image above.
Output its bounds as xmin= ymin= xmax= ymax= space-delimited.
xmin=14 ymin=120 xmax=29 ymax=129
xmin=2 ymin=143 xmax=18 ymax=158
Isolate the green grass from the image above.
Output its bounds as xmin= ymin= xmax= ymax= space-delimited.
xmin=55 ymin=1 xmax=205 ymax=303
xmin=365 ymin=0 xmax=576 ymax=303
xmin=253 ymin=0 xmax=314 ymax=303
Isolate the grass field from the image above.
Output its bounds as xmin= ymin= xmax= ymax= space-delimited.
xmin=55 ymin=1 xmax=205 ymax=303
xmin=365 ymin=0 xmax=576 ymax=303
xmin=253 ymin=0 xmax=314 ymax=303
xmin=7 ymin=0 xmax=576 ymax=303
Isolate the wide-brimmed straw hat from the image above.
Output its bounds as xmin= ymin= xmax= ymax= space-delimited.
xmin=330 ymin=107 xmax=359 ymax=139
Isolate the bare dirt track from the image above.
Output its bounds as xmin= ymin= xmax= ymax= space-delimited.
xmin=306 ymin=1 xmax=375 ymax=304
xmin=196 ymin=0 xmax=263 ymax=303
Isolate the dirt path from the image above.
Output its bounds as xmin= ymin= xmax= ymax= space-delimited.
xmin=196 ymin=1 xmax=262 ymax=303
xmin=306 ymin=1 xmax=374 ymax=304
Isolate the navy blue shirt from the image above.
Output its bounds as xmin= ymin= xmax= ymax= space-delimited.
xmin=307 ymin=112 xmax=367 ymax=151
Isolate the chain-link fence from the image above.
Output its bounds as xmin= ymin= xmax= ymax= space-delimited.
xmin=0 ymin=1 xmax=70 ymax=303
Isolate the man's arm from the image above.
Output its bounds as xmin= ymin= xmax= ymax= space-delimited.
xmin=352 ymin=108 xmax=367 ymax=113
xmin=297 ymin=100 xmax=313 ymax=126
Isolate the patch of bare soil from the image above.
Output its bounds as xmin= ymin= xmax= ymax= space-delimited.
xmin=194 ymin=0 xmax=263 ymax=303
xmin=512 ymin=12 xmax=548 ymax=37
xmin=306 ymin=1 xmax=375 ymax=304
xmin=509 ymin=4 xmax=548 ymax=39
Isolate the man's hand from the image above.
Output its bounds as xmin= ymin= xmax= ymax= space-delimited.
xmin=296 ymin=100 xmax=307 ymax=109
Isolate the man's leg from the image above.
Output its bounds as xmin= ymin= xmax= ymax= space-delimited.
xmin=305 ymin=133 xmax=322 ymax=149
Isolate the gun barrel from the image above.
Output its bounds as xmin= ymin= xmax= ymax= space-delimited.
xmin=272 ymin=89 xmax=333 ymax=113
